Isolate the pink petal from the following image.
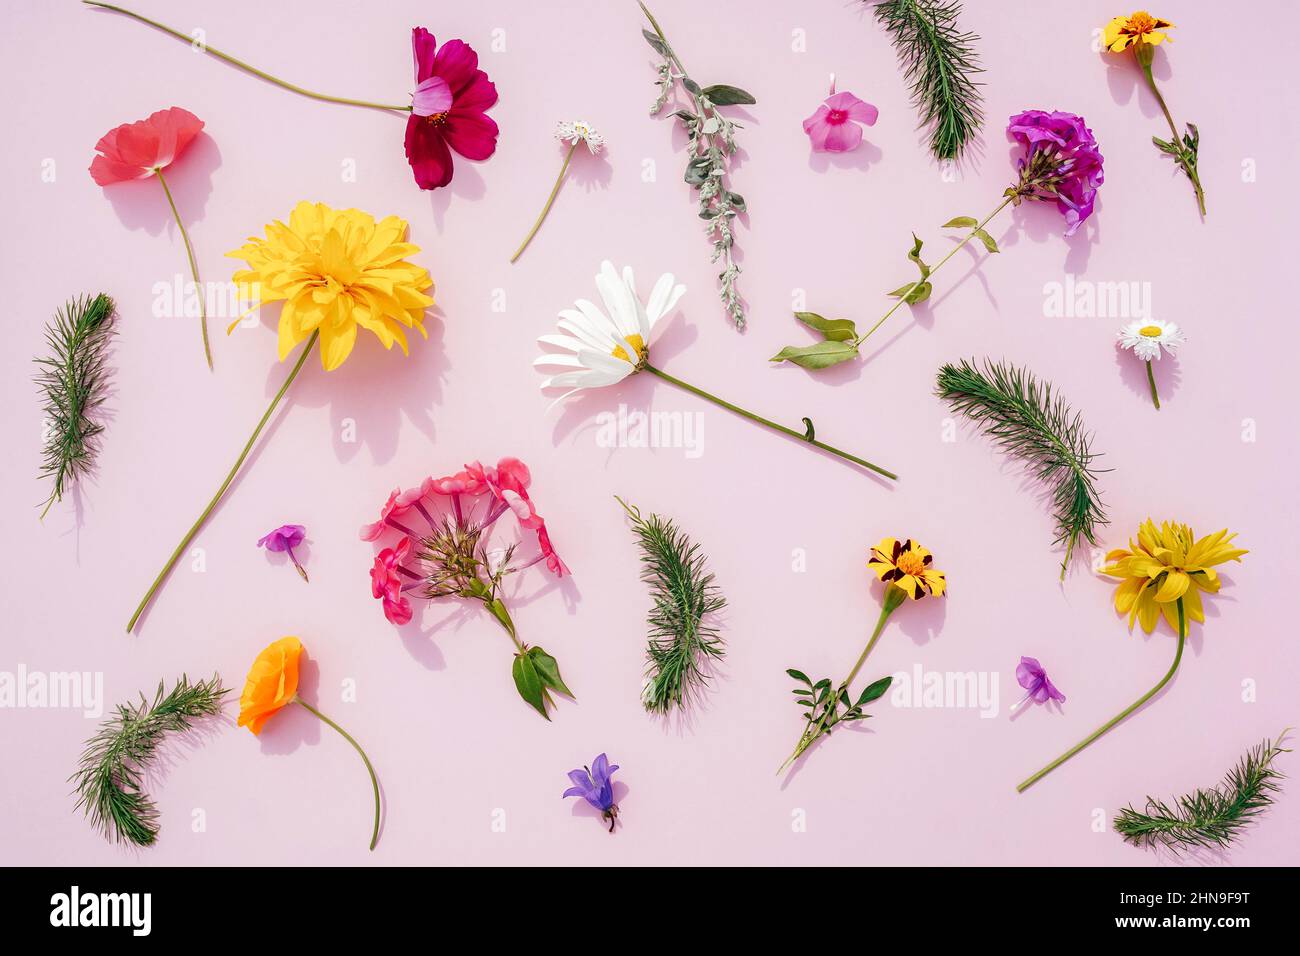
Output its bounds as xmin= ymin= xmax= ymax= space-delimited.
xmin=432 ymin=38 xmax=479 ymax=93
xmin=359 ymin=520 xmax=386 ymax=542
xmin=802 ymin=106 xmax=833 ymax=150
xmin=453 ymin=70 xmax=498 ymax=114
xmin=825 ymin=91 xmax=878 ymax=126
xmin=411 ymin=27 xmax=438 ymax=83
xmin=443 ymin=109 xmax=499 ymax=161
xmin=404 ymin=115 xmax=455 ymax=190
xmin=411 ymin=76 xmax=452 ymax=117
xmin=89 ymin=154 xmax=149 ymax=185
xmin=821 ymin=120 xmax=864 ymax=152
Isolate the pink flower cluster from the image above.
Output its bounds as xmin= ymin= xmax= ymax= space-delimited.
xmin=362 ymin=457 xmax=568 ymax=626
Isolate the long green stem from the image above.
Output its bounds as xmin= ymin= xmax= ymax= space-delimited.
xmin=858 ymin=196 xmax=1013 ymax=345
xmin=82 ymin=2 xmax=410 ymax=113
xmin=1138 ymin=57 xmax=1206 ymax=216
xmin=294 ymin=698 xmax=381 ymax=851
xmin=643 ymin=364 xmax=897 ymax=480
xmin=778 ymin=592 xmax=901 ymax=774
xmin=156 ymin=169 xmax=211 ymax=371
xmin=511 ymin=143 xmax=578 ymax=263
xmin=1145 ymin=359 xmax=1161 ymax=410
xmin=125 ymin=332 xmax=319 ymax=632
xmin=1017 ymin=598 xmax=1186 ymax=792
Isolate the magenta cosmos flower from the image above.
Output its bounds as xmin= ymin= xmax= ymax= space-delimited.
xmin=803 ymin=85 xmax=878 ymax=153
xmin=404 ymin=28 xmax=499 ymax=190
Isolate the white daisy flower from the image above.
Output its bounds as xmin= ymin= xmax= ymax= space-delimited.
xmin=555 ymin=120 xmax=605 ymax=154
xmin=1117 ymin=320 xmax=1185 ymax=361
xmin=534 ymin=260 xmax=685 ymax=404
xmin=531 ymin=261 xmax=897 ymax=480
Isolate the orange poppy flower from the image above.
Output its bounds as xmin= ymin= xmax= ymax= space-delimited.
xmin=237 ymin=636 xmax=302 ymax=735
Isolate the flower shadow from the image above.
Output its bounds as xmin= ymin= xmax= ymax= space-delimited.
xmin=999 ymin=188 xmax=1100 ymax=275
xmin=807 ymin=141 xmax=884 ymax=174
xmin=1103 ymin=47 xmax=1174 ymax=118
xmin=256 ymin=656 xmax=323 ymax=755
xmin=1115 ymin=346 xmax=1182 ymax=406
xmin=101 ymin=132 xmax=221 ymax=237
xmin=429 ymin=159 xmax=487 ymax=232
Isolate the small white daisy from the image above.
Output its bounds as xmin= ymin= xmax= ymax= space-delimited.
xmin=534 ymin=261 xmax=685 ymax=404
xmin=1117 ymin=319 xmax=1185 ymax=361
xmin=555 ymin=120 xmax=605 ymax=154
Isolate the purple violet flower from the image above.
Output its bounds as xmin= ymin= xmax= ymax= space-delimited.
xmin=1006 ymin=109 xmax=1104 ymax=237
xmin=1011 ymin=656 xmax=1065 ymax=715
xmin=257 ymin=524 xmax=309 ymax=582
xmin=562 ymin=753 xmax=620 ymax=833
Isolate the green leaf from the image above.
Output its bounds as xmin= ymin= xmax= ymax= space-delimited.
xmin=684 ymin=155 xmax=712 ymax=186
xmin=856 ymin=675 xmax=893 ymax=706
xmin=801 ymin=417 xmax=815 ymax=441
xmin=906 ymin=233 xmax=931 ymax=279
xmin=786 ymin=668 xmax=812 ymax=685
xmin=794 ymin=312 xmax=857 ymax=342
xmin=701 ymin=84 xmax=756 ymax=106
xmin=672 ymin=109 xmax=698 ymax=124
xmin=527 ymin=646 xmax=573 ymax=698
xmin=642 ymin=28 xmax=670 ymax=55
xmin=942 ymin=216 xmax=979 ymax=228
xmin=769 ymin=340 xmax=859 ymax=370
xmin=974 ymin=228 xmax=999 ymax=254
xmin=511 ymin=653 xmax=549 ymax=719
xmin=484 ymin=598 xmax=516 ymax=638
xmin=888 ymin=281 xmax=932 ymax=304
xmin=641 ymin=28 xmax=669 ymax=56
xmin=682 ymin=77 xmax=702 ymax=96
xmin=727 ymin=191 xmax=746 ymax=212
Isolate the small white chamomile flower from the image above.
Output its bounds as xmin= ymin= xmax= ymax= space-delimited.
xmin=1117 ymin=320 xmax=1184 ymax=362
xmin=555 ymin=120 xmax=605 ymax=154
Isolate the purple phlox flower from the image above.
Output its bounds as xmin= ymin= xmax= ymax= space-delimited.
xmin=1006 ymin=109 xmax=1104 ymax=237
xmin=1013 ymin=656 xmax=1065 ymax=714
xmin=562 ymin=752 xmax=620 ymax=832
xmin=257 ymin=523 xmax=309 ymax=582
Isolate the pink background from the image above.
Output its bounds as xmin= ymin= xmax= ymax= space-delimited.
xmin=2 ymin=0 xmax=1297 ymax=866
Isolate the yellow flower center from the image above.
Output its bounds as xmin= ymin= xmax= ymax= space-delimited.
xmin=1128 ymin=11 xmax=1157 ymax=34
xmin=1138 ymin=325 xmax=1163 ymax=337
xmin=896 ymin=551 xmax=927 ymax=576
xmin=611 ymin=334 xmax=646 ymax=363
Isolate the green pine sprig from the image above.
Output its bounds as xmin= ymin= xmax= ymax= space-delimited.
xmin=72 ymin=674 xmax=227 ymax=847
xmin=36 ymin=293 xmax=116 ymax=518
xmin=872 ymin=0 xmax=984 ymax=162
xmin=1114 ymin=731 xmax=1290 ymax=852
xmin=936 ymin=359 xmax=1107 ymax=578
xmin=617 ymin=496 xmax=726 ymax=714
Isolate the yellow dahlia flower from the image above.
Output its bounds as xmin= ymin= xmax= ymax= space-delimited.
xmin=1102 ymin=520 xmax=1246 ymax=634
xmin=1103 ymin=11 xmax=1174 ymax=52
xmin=229 ymin=201 xmax=434 ymax=371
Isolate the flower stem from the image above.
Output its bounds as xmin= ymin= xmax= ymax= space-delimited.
xmin=1139 ymin=58 xmax=1206 ymax=217
xmin=1145 ymin=359 xmax=1161 ymax=410
xmin=294 ymin=697 xmax=381 ymax=851
xmin=1016 ymin=598 xmax=1186 ymax=792
xmin=155 ymin=168 xmax=211 ymax=371
xmin=125 ymin=332 xmax=319 ymax=632
xmin=778 ymin=591 xmax=902 ymax=775
xmin=857 ymin=196 xmax=1014 ymax=345
xmin=643 ymin=363 xmax=897 ymax=480
xmin=511 ymin=142 xmax=578 ymax=263
xmin=82 ymin=2 xmax=411 ymax=113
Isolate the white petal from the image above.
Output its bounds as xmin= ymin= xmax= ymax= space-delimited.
xmin=574 ymin=299 xmax=620 ymax=340
xmin=533 ymin=353 xmax=587 ymax=370
xmin=537 ymin=333 xmax=586 ymax=353
xmin=558 ymin=311 xmax=616 ymax=352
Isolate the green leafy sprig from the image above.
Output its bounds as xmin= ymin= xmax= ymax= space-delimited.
xmin=640 ymin=1 xmax=755 ymax=330
xmin=617 ymin=496 xmax=726 ymax=715
xmin=36 ymin=293 xmax=116 ymax=518
xmin=72 ymin=674 xmax=227 ymax=847
xmin=936 ymin=359 xmax=1107 ymax=578
xmin=872 ymin=0 xmax=984 ymax=162
xmin=1114 ymin=731 xmax=1290 ymax=852
xmin=784 ymin=670 xmax=892 ymax=766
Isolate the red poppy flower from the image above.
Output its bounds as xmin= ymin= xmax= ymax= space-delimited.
xmin=403 ymin=28 xmax=499 ymax=190
xmin=89 ymin=107 xmax=204 ymax=185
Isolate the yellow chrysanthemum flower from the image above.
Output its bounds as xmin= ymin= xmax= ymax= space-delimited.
xmin=1102 ymin=520 xmax=1246 ymax=634
xmin=1103 ymin=11 xmax=1174 ymax=52
xmin=228 ymin=201 xmax=434 ymax=371
xmin=868 ymin=537 xmax=947 ymax=601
